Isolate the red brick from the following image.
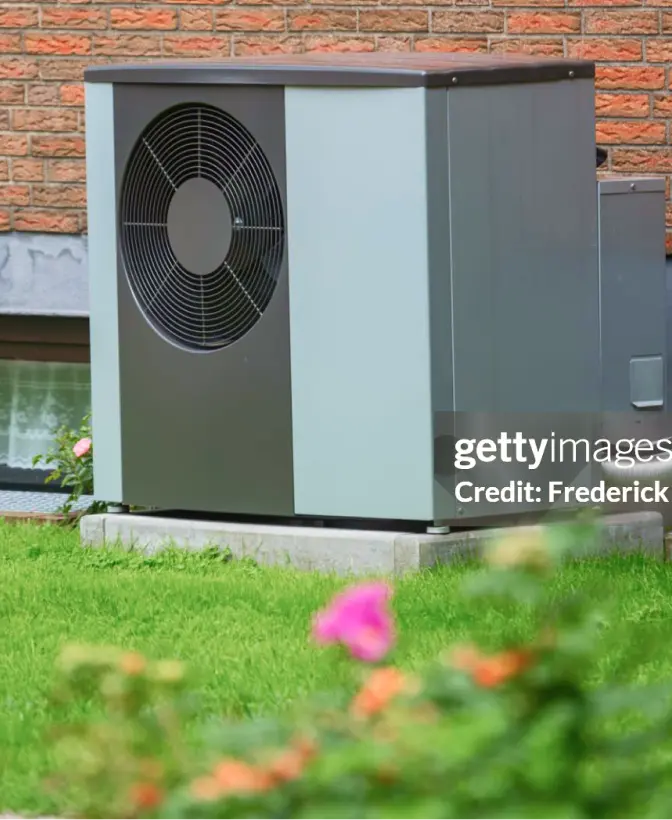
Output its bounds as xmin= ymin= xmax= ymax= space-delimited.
xmin=32 ymin=184 xmax=86 ymax=207
xmin=233 ymin=35 xmax=302 ymax=53
xmin=359 ymin=10 xmax=428 ymax=31
xmin=662 ymin=202 xmax=672 ymax=229
xmin=431 ymin=11 xmax=503 ymax=32
xmin=0 ymin=185 xmax=30 ymax=206
xmin=653 ymin=95 xmax=672 ymax=117
xmin=163 ymin=0 xmax=232 ymax=3
xmin=493 ymin=0 xmax=564 ymax=5
xmin=612 ymin=148 xmax=672 ymax=173
xmin=0 ymin=34 xmax=22 ymax=54
xmin=0 ymin=210 xmax=9 ymax=231
xmin=25 ymin=34 xmax=91 ymax=55
xmin=595 ymin=92 xmax=650 ymax=117
xmin=92 ymin=34 xmax=161 ymax=55
xmin=666 ymin=232 xmax=672 ymax=256
xmin=39 ymin=59 xmax=88 ymax=81
xmin=0 ymin=59 xmax=39 ymax=80
xmin=180 ymin=8 xmax=213 ymax=29
xmin=110 ymin=8 xmax=177 ymax=29
xmin=0 ymin=8 xmax=38 ymax=27
xmin=567 ymin=38 xmax=642 ymax=61
xmin=304 ymin=34 xmax=375 ymax=50
xmin=662 ymin=13 xmax=672 ymax=31
xmin=13 ymin=108 xmax=79 ymax=132
xmin=47 ymin=158 xmax=85 ymax=182
xmin=596 ymin=120 xmax=666 ymax=144
xmin=646 ymin=40 xmax=672 ymax=62
xmin=596 ymin=65 xmax=664 ymax=89
xmin=163 ymin=35 xmax=231 ymax=55
xmin=60 ymin=84 xmax=84 ymax=105
xmin=41 ymin=7 xmax=107 ymax=28
xmin=26 ymin=84 xmax=60 ymax=105
xmin=415 ymin=36 xmax=488 ymax=52
xmin=311 ymin=0 xmax=375 ymax=5
xmin=570 ymin=0 xmax=642 ymax=6
xmin=1 ymin=133 xmax=28 ymax=155
xmin=32 ymin=135 xmax=85 ymax=156
xmin=13 ymin=208 xmax=79 ymax=232
xmin=0 ymin=84 xmax=24 ymax=104
xmin=507 ymin=11 xmax=580 ymax=33
xmin=376 ymin=35 xmax=412 ymax=50
xmin=216 ymin=9 xmax=285 ymax=30
xmin=287 ymin=9 xmax=356 ymax=30
xmin=490 ymin=37 xmax=564 ymax=55
xmin=0 ymin=161 xmax=8 ymax=182
xmin=388 ymin=0 xmax=469 ymax=5
xmin=585 ymin=10 xmax=659 ymax=33
xmin=0 ymin=109 xmax=8 ymax=131
xmin=12 ymin=158 xmax=44 ymax=181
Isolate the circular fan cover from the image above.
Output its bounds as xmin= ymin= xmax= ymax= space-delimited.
xmin=119 ymin=103 xmax=285 ymax=351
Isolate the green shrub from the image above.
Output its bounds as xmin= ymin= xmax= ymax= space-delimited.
xmin=46 ymin=518 xmax=672 ymax=818
xmin=33 ymin=412 xmax=107 ymax=520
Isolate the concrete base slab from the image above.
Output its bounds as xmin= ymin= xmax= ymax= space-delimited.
xmin=79 ymin=511 xmax=665 ymax=576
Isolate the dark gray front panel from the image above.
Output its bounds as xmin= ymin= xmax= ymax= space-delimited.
xmin=434 ymin=79 xmax=601 ymax=520
xmin=113 ymin=83 xmax=293 ymax=515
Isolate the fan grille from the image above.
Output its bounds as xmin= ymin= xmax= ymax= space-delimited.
xmin=119 ymin=103 xmax=285 ymax=351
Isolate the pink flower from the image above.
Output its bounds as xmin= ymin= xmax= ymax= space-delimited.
xmin=312 ymin=582 xmax=395 ymax=663
xmin=73 ymin=437 xmax=92 ymax=458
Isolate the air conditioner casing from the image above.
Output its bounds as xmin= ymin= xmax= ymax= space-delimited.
xmin=85 ymin=54 xmax=609 ymax=526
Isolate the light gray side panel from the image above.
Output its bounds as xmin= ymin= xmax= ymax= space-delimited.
xmin=286 ymin=87 xmax=434 ymax=521
xmin=84 ymin=81 xmax=122 ymax=503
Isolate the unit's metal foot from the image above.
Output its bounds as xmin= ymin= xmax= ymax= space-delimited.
xmin=427 ymin=524 xmax=451 ymax=535
xmin=107 ymin=503 xmax=129 ymax=514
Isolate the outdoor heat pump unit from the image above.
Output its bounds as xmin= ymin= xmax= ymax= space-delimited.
xmin=84 ymin=52 xmax=660 ymax=530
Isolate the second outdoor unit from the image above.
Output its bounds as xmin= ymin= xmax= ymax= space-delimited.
xmin=85 ymin=53 xmax=609 ymax=529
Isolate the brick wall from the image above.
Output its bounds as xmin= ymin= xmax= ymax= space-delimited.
xmin=1 ymin=1 xmax=672 ymax=249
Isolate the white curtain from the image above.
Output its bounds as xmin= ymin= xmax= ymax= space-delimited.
xmin=0 ymin=360 xmax=91 ymax=470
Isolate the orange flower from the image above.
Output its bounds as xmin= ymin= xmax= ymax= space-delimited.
xmin=119 ymin=651 xmax=146 ymax=676
xmin=450 ymin=643 xmax=532 ymax=688
xmin=213 ymin=758 xmax=273 ymax=794
xmin=473 ymin=650 xmax=532 ymax=688
xmin=351 ymin=666 xmax=411 ymax=718
xmin=190 ymin=776 xmax=221 ymax=802
xmin=129 ymin=781 xmax=163 ymax=810
xmin=268 ymin=749 xmax=305 ymax=784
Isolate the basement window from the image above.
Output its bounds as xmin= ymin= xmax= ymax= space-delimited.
xmin=0 ymin=316 xmax=91 ymax=490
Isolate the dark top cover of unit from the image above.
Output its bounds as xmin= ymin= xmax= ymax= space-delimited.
xmin=84 ymin=52 xmax=594 ymax=89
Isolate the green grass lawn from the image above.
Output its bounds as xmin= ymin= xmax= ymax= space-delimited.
xmin=3 ymin=519 xmax=672 ymax=815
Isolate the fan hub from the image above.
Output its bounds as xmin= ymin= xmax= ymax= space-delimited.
xmin=167 ymin=177 xmax=232 ymax=276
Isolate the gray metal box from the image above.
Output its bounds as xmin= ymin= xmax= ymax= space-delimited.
xmin=598 ymin=176 xmax=668 ymax=463
xmin=85 ymin=54 xmax=604 ymax=527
